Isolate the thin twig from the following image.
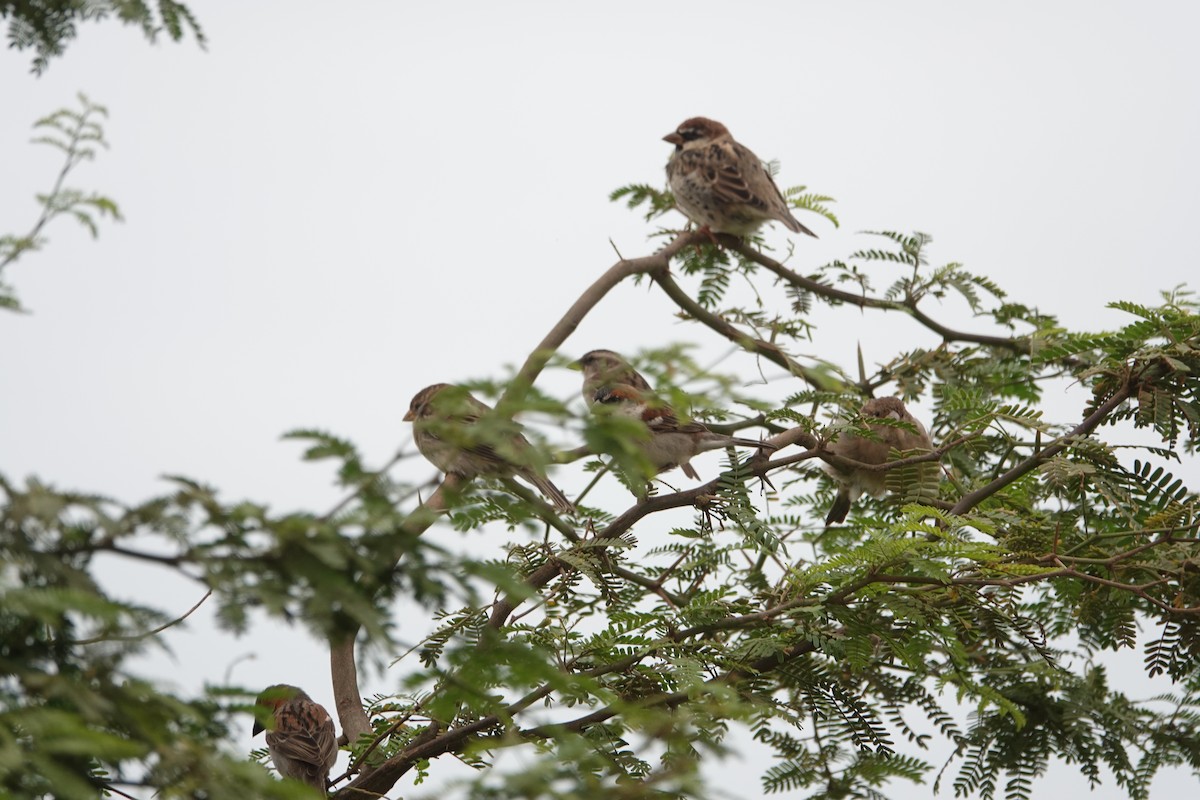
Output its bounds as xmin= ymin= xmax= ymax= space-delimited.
xmin=69 ymin=589 xmax=213 ymax=645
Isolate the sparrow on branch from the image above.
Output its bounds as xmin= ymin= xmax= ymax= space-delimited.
xmin=664 ymin=116 xmax=817 ymax=238
xmin=405 ymin=383 xmax=575 ymax=513
xmin=822 ymin=396 xmax=934 ymax=525
xmin=252 ymin=684 xmax=337 ymax=795
xmin=574 ymin=349 xmax=774 ymax=480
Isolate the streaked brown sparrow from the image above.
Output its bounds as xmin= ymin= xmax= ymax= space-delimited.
xmin=252 ymin=684 xmax=337 ymax=795
xmin=664 ymin=117 xmax=817 ymax=237
xmin=404 ymin=383 xmax=575 ymax=513
xmin=822 ymin=396 xmax=934 ymax=525
xmin=573 ymin=349 xmax=773 ymax=480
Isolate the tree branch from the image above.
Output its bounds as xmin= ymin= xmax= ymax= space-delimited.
xmin=723 ymin=237 xmax=1029 ymax=352
xmin=651 ymin=269 xmax=840 ymax=391
xmin=331 ymin=231 xmax=710 ymax=789
xmin=949 ymin=376 xmax=1137 ymax=514
xmin=68 ymin=588 xmax=212 ymax=645
xmin=496 ymin=230 xmax=707 ymax=414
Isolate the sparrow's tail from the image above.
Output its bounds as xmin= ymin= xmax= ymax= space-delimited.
xmin=529 ymin=474 xmax=575 ymax=515
xmin=825 ymin=488 xmax=852 ymax=526
xmin=784 ymin=214 xmax=819 ymax=239
xmin=302 ymin=773 xmax=329 ymax=797
xmin=700 ymin=434 xmax=777 ymax=453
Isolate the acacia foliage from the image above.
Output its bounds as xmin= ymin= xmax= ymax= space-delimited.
xmin=0 ymin=94 xmax=121 ymax=312
xmin=1 ymin=0 xmax=203 ymax=74
xmin=3 ymin=172 xmax=1200 ymax=799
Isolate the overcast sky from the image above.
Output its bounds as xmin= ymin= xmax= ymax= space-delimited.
xmin=3 ymin=2 xmax=1198 ymax=797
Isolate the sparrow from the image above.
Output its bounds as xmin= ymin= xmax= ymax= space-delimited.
xmin=404 ymin=383 xmax=575 ymax=513
xmin=252 ymin=684 xmax=338 ymax=795
xmin=573 ymin=349 xmax=773 ymax=480
xmin=821 ymin=397 xmax=934 ymax=525
xmin=663 ymin=117 xmax=817 ymax=238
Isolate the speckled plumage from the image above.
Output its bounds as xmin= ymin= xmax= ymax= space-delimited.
xmin=253 ymin=685 xmax=337 ymax=795
xmin=663 ymin=117 xmax=817 ymax=237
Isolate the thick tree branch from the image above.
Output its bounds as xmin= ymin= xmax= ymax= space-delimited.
xmin=326 ymin=473 xmax=461 ymax=768
xmin=330 ymin=636 xmax=371 ymax=751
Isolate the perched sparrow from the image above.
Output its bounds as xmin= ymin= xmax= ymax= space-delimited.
xmin=663 ymin=117 xmax=817 ymax=238
xmin=822 ymin=397 xmax=934 ymax=525
xmin=404 ymin=383 xmax=575 ymax=513
xmin=252 ymin=684 xmax=337 ymax=795
xmin=573 ymin=349 xmax=773 ymax=480
xmin=572 ymin=349 xmax=652 ymax=415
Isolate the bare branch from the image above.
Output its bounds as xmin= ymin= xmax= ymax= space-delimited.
xmin=69 ymin=589 xmax=212 ymax=645
xmin=496 ymin=230 xmax=707 ymax=414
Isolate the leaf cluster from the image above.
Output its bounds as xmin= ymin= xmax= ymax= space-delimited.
xmin=2 ymin=0 xmax=204 ymax=74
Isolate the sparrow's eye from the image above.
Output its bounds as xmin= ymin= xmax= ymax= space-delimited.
xmin=680 ymin=128 xmax=701 ymax=142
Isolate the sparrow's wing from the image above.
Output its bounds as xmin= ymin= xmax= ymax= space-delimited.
xmin=270 ymin=725 xmax=336 ymax=774
xmin=421 ymin=392 xmax=527 ymax=468
xmin=592 ymin=382 xmax=651 ymax=408
xmin=314 ymin=715 xmax=338 ymax=773
xmin=270 ymin=701 xmax=338 ymax=772
xmin=678 ymin=140 xmax=772 ymax=213
xmin=425 ymin=414 xmax=484 ymax=452
xmin=620 ymin=366 xmax=654 ymax=393
xmin=640 ymin=404 xmax=693 ymax=434
xmin=680 ymin=140 xmax=815 ymax=236
xmin=463 ymin=433 xmax=534 ymax=472
xmin=740 ymin=148 xmax=818 ymax=236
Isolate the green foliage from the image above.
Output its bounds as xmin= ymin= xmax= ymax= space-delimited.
xmin=610 ymin=183 xmax=676 ymax=223
xmin=784 ymin=185 xmax=839 ymax=229
xmin=337 ymin=220 xmax=1200 ymax=800
xmin=0 ymin=476 xmax=344 ymax=799
xmin=1 ymin=94 xmax=122 ymax=312
xmin=6 ymin=172 xmax=1200 ymax=800
xmin=1 ymin=0 xmax=205 ymax=74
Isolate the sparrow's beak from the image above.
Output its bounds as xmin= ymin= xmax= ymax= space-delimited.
xmin=567 ymin=359 xmax=582 ymax=371
xmin=402 ymin=409 xmax=416 ymax=422
xmin=252 ymin=719 xmax=265 ymax=737
xmin=663 ymin=132 xmax=684 ymax=146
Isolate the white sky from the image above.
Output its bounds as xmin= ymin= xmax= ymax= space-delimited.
xmin=3 ymin=2 xmax=1199 ymax=797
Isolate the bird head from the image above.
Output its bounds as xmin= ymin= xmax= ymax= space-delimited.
xmin=251 ymin=684 xmax=307 ymax=736
xmin=663 ymin=117 xmax=730 ymax=149
xmin=860 ymin=396 xmax=909 ymax=421
xmin=403 ymin=383 xmax=455 ymax=422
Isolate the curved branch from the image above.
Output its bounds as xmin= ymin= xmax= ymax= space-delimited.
xmin=723 ymin=237 xmax=1031 ymax=352
xmin=949 ymin=377 xmax=1137 ymax=514
xmin=330 ymin=231 xmax=709 ymax=782
xmin=651 ymin=269 xmax=841 ymax=391
xmin=327 ymin=473 xmax=462 ymax=767
xmin=496 ymin=230 xmax=707 ymax=414
xmin=68 ymin=588 xmax=212 ymax=645
xmin=330 ymin=636 xmax=371 ymax=753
